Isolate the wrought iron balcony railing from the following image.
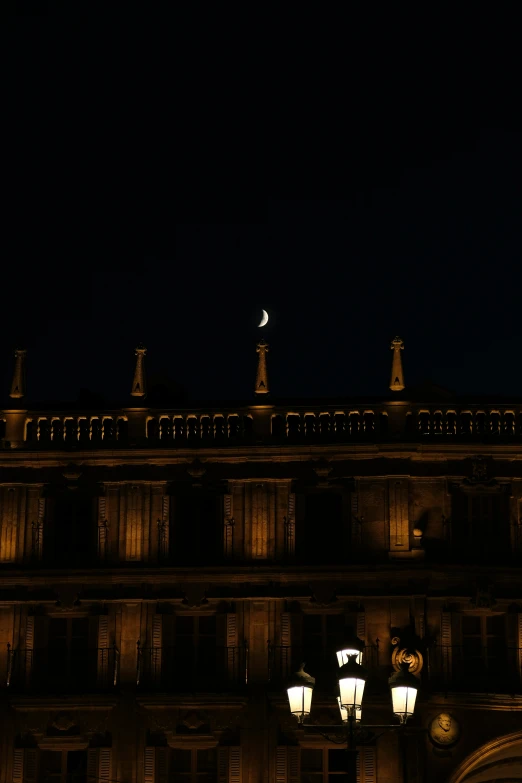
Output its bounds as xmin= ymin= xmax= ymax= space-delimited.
xmin=136 ymin=643 xmax=248 ymax=691
xmin=6 ymin=645 xmax=119 ymax=693
xmin=426 ymin=644 xmax=522 ymax=695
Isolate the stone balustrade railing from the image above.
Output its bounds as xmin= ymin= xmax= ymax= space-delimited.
xmin=0 ymin=402 xmax=520 ymax=447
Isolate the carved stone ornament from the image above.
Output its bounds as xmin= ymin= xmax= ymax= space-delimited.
xmin=391 ymin=637 xmax=423 ymax=675
xmin=54 ymin=585 xmax=81 ymax=611
xmin=181 ymin=711 xmax=208 ymax=731
xmin=187 ymin=459 xmax=206 ymax=480
xmin=309 ymin=582 xmax=337 ymax=607
xmin=182 ymin=584 xmax=209 ymax=608
xmin=470 ymin=580 xmax=497 ymax=610
xmin=62 ymin=463 xmax=83 ymax=483
xmin=52 ymin=712 xmax=77 ymax=732
xmin=428 ymin=713 xmax=461 ymax=747
xmin=313 ymin=459 xmax=333 ymax=483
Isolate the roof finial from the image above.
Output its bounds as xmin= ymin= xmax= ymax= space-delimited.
xmin=9 ymin=348 xmax=27 ymax=399
xmin=389 ymin=336 xmax=405 ymax=391
xmin=255 ymin=340 xmax=269 ymax=395
xmin=131 ymin=344 xmax=147 ymax=397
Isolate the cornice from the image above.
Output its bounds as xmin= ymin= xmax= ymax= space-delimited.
xmin=1 ymin=441 xmax=522 ymax=469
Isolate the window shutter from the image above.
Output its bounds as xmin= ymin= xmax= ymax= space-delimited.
xmin=441 ymin=610 xmax=452 ymax=680
xmin=287 ymin=747 xmax=299 ymax=783
xmin=226 ymin=613 xmax=239 ymax=680
xmin=218 ymin=747 xmax=229 ymax=783
xmin=87 ymin=749 xmax=98 ymax=782
xmin=276 ymin=747 xmax=287 ymax=783
xmin=356 ymin=747 xmax=376 ymax=783
xmin=517 ymin=612 xmax=522 ymax=683
xmin=97 ymin=615 xmax=109 ymax=686
xmin=156 ymin=747 xmax=169 ymax=783
xmin=276 ymin=747 xmax=299 ymax=783
xmin=290 ymin=613 xmax=303 ymax=670
xmin=441 ymin=611 xmax=452 ymax=646
xmin=357 ymin=608 xmax=366 ymax=644
xmin=280 ymin=612 xmax=291 ymax=647
xmin=144 ymin=747 xmax=155 ymax=783
xmin=152 ymin=613 xmax=162 ymax=672
xmin=223 ymin=494 xmax=234 ymax=558
xmin=99 ymin=748 xmax=112 ymax=780
xmin=25 ymin=615 xmax=35 ymax=686
xmin=227 ymin=614 xmax=238 ymax=647
xmin=229 ymin=747 xmax=241 ymax=783
xmin=24 ymin=749 xmax=37 ymax=783
xmin=286 ymin=494 xmax=296 ymax=558
xmin=13 ymin=749 xmax=24 ymax=783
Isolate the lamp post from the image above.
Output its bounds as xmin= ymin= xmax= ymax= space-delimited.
xmin=285 ymin=633 xmax=420 ymax=783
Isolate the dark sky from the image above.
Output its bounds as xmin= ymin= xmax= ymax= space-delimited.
xmin=2 ymin=9 xmax=522 ymax=405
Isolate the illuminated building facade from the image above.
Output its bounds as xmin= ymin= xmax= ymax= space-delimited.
xmin=0 ymin=340 xmax=521 ymax=783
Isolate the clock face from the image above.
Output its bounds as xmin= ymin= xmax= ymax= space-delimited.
xmin=428 ymin=713 xmax=461 ymax=747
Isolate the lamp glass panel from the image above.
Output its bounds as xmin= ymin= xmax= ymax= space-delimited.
xmin=336 ymin=648 xmax=363 ymax=667
xmin=287 ymin=685 xmax=313 ymax=717
xmin=391 ymin=685 xmax=417 ymax=718
xmin=338 ymin=675 xmax=365 ymax=711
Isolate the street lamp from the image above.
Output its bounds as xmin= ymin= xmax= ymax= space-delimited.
xmin=286 ymin=663 xmax=315 ymax=724
xmin=285 ymin=641 xmax=420 ymax=783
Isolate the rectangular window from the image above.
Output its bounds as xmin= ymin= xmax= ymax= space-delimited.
xmin=39 ymin=749 xmax=87 ymax=783
xmin=35 ymin=617 xmax=92 ymax=691
xmin=299 ymin=493 xmax=344 ymax=564
xmin=451 ymin=491 xmax=510 ymax=560
xmin=171 ymin=492 xmax=222 ymax=565
xmin=302 ymin=613 xmax=345 ymax=685
xmin=301 ymin=747 xmax=375 ymax=783
xmin=457 ymin=614 xmax=506 ymax=690
xmin=164 ymin=615 xmax=217 ymax=689
xmin=171 ymin=748 xmax=217 ymax=783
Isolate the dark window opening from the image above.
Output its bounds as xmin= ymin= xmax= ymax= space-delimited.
xmin=297 ymin=492 xmax=344 ymax=564
xmin=170 ymin=492 xmax=222 ymax=565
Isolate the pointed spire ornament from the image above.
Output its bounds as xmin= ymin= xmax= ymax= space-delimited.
xmin=131 ymin=344 xmax=147 ymax=397
xmin=255 ymin=340 xmax=269 ymax=395
xmin=9 ymin=348 xmax=27 ymax=399
xmin=389 ymin=336 xmax=405 ymax=391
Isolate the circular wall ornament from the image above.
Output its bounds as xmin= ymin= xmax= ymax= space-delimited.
xmin=390 ymin=638 xmax=423 ymax=675
xmin=428 ymin=713 xmax=461 ymax=747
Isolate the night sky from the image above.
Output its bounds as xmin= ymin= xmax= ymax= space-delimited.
xmin=3 ymin=9 xmax=522 ymax=406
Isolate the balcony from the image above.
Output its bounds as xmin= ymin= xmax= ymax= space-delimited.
xmin=137 ymin=644 xmax=248 ymax=692
xmin=6 ymin=645 xmax=119 ymax=693
xmin=426 ymin=645 xmax=522 ymax=695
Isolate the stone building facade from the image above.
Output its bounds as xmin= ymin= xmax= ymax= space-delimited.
xmin=0 ymin=342 xmax=521 ymax=783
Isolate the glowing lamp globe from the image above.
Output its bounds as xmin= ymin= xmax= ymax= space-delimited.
xmin=388 ymin=662 xmax=419 ymax=724
xmin=286 ymin=664 xmax=315 ymax=723
xmin=336 ymin=631 xmax=365 ymax=667
xmin=338 ymin=655 xmax=368 ymax=717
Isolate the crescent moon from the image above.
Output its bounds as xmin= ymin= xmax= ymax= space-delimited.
xmin=258 ymin=309 xmax=269 ymax=327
